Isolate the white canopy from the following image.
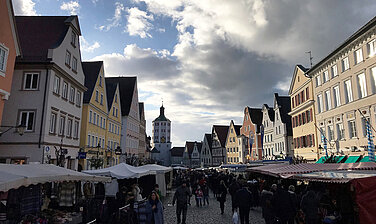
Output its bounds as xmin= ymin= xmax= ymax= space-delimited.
xmin=83 ymin=163 xmax=156 ymax=179
xmin=173 ymin=166 xmax=188 ymax=170
xmin=139 ymin=164 xmax=173 ymax=173
xmin=0 ymin=164 xmax=110 ymax=192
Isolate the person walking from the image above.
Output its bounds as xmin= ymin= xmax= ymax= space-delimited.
xmin=172 ymin=181 xmax=192 ymax=224
xmin=234 ymin=181 xmax=253 ymax=224
xmin=202 ymin=184 xmax=209 ymax=206
xmin=301 ymin=189 xmax=320 ymax=224
xmin=229 ymin=179 xmax=241 ymax=212
xmin=287 ymin=185 xmax=298 ymax=224
xmin=217 ymin=180 xmax=227 ymax=215
xmin=260 ymin=185 xmax=275 ymax=224
xmin=195 ymin=185 xmax=203 ymax=207
xmin=146 ymin=191 xmax=164 ymax=224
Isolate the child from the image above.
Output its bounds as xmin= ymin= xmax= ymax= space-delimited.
xmin=195 ymin=186 xmax=203 ymax=207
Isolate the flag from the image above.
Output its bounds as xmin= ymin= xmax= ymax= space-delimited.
xmin=321 ymin=133 xmax=328 ymax=157
xmin=367 ymin=121 xmax=375 ymax=162
xmin=260 ymin=125 xmax=264 ymax=159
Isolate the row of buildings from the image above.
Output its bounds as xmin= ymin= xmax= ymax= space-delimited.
xmin=0 ymin=0 xmax=150 ymax=170
xmin=171 ymin=15 xmax=376 ymax=167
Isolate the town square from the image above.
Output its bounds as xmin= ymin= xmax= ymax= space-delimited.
xmin=1 ymin=0 xmax=376 ymax=223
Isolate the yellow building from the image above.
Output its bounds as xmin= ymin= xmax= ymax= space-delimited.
xmin=225 ymin=120 xmax=242 ymax=164
xmin=105 ymin=81 xmax=122 ymax=167
xmin=79 ymin=61 xmax=109 ymax=170
xmin=288 ymin=65 xmax=319 ymax=162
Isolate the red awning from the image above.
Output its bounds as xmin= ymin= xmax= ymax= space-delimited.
xmin=247 ymin=162 xmax=376 ymax=178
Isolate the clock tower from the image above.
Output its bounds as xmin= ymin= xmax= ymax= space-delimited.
xmin=151 ymin=104 xmax=171 ymax=165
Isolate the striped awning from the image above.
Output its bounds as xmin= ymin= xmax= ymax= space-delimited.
xmin=247 ymin=162 xmax=376 ymax=178
xmin=344 ymin=156 xmax=361 ymax=163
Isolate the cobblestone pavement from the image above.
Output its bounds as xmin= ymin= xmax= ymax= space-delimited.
xmin=162 ymin=190 xmax=265 ymax=224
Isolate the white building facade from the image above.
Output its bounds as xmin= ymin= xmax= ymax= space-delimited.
xmin=151 ymin=105 xmax=171 ymax=166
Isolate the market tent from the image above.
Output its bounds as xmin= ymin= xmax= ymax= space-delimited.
xmin=335 ymin=156 xmax=346 ymax=163
xmin=172 ymin=166 xmax=188 ymax=170
xmin=139 ymin=164 xmax=173 ymax=197
xmin=344 ymin=156 xmax=361 ymax=163
xmin=83 ymin=163 xmax=156 ymax=179
xmin=247 ymin=162 xmax=376 ymax=178
xmin=360 ymin=156 xmax=376 ymax=162
xmin=316 ymin=156 xmax=328 ymax=163
xmin=0 ymin=164 xmax=110 ymax=192
xmin=292 ymin=170 xmax=376 ymax=183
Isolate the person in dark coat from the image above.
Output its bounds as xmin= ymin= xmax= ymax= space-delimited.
xmin=260 ymin=185 xmax=275 ymax=224
xmin=172 ymin=181 xmax=192 ymax=224
xmin=287 ymin=185 xmax=298 ymax=224
xmin=202 ymin=184 xmax=209 ymax=206
xmin=146 ymin=191 xmax=164 ymax=224
xmin=272 ymin=185 xmax=294 ymax=224
xmin=301 ymin=189 xmax=320 ymax=224
xmin=229 ymin=180 xmax=241 ymax=212
xmin=217 ymin=180 xmax=227 ymax=214
xmin=234 ymin=182 xmax=253 ymax=224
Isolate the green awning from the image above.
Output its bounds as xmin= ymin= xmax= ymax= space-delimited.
xmin=335 ymin=156 xmax=346 ymax=163
xmin=316 ymin=156 xmax=328 ymax=163
xmin=360 ymin=156 xmax=375 ymax=162
xmin=344 ymin=156 xmax=360 ymax=163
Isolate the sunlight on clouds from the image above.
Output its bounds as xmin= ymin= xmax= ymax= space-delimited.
xmin=12 ymin=0 xmax=38 ymax=15
xmin=126 ymin=7 xmax=154 ymax=38
xmin=60 ymin=1 xmax=80 ymax=15
xmin=97 ymin=2 xmax=125 ymax=31
xmin=80 ymin=37 xmax=100 ymax=53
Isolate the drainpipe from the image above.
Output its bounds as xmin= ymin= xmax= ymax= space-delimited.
xmin=39 ymin=67 xmax=49 ymax=163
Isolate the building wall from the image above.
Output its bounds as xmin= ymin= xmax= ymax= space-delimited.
xmin=240 ymin=108 xmax=261 ymax=161
xmin=106 ymin=86 xmax=121 ymax=166
xmin=212 ymin=129 xmax=225 ymax=166
xmin=290 ymin=68 xmax=318 ymax=161
xmin=226 ymin=122 xmax=239 ymax=164
xmin=273 ymin=105 xmax=293 ymax=158
xmin=124 ymin=83 xmax=140 ymax=156
xmin=0 ymin=0 xmax=19 ymax=125
xmin=200 ymin=136 xmax=212 ymax=167
xmin=261 ymin=107 xmax=274 ymax=159
xmin=311 ymin=28 xmax=376 ymax=156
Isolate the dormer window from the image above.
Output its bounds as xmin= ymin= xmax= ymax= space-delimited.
xmin=71 ymin=31 xmax=76 ymax=47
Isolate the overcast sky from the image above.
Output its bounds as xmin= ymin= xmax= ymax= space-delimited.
xmin=12 ymin=0 xmax=376 ymax=146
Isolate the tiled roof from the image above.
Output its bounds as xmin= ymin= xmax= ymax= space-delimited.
xmin=205 ymin=133 xmax=212 ymax=150
xmin=213 ymin=125 xmax=229 ymax=147
xmin=247 ymin=107 xmax=263 ymax=126
xmin=274 ymin=93 xmax=292 ymax=135
xmin=296 ymin=64 xmax=308 ymax=73
xmin=185 ymin=142 xmax=195 ymax=157
xmin=234 ymin=125 xmax=242 ymax=136
xmin=105 ymin=77 xmax=137 ymax=116
xmin=139 ymin=102 xmax=145 ymax=120
xmin=15 ymin=16 xmax=72 ymax=62
xmin=82 ymin=61 xmax=103 ymax=104
xmin=171 ymin=147 xmax=185 ymax=157
xmin=105 ymin=81 xmax=117 ymax=110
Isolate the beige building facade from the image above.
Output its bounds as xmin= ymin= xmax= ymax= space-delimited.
xmin=289 ymin=65 xmax=319 ymax=161
xmin=225 ymin=120 xmax=242 ymax=164
xmin=309 ymin=17 xmax=376 ymax=157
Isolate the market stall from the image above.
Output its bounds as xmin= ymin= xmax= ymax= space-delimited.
xmin=139 ymin=164 xmax=172 ymax=197
xmin=0 ymin=164 xmax=110 ymax=224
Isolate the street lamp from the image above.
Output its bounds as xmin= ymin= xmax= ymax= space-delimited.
xmin=0 ymin=124 xmax=26 ymax=137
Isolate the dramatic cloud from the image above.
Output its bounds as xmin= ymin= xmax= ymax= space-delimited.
xmin=126 ymin=7 xmax=154 ymax=38
xmin=97 ymin=2 xmax=125 ymax=31
xmin=12 ymin=0 xmax=38 ymax=15
xmin=60 ymin=1 xmax=80 ymax=15
xmin=80 ymin=37 xmax=100 ymax=53
xmin=93 ymin=0 xmax=376 ymax=145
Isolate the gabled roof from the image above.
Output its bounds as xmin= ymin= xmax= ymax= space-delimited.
xmin=171 ymin=147 xmax=185 ymax=157
xmin=234 ymin=125 xmax=242 ymax=136
xmin=213 ymin=125 xmax=229 ymax=147
xmin=105 ymin=81 xmax=117 ymax=110
xmin=139 ymin=102 xmax=145 ymax=120
xmin=105 ymin=77 xmax=137 ymax=116
xmin=82 ymin=61 xmax=103 ymax=104
xmin=288 ymin=65 xmax=309 ymax=95
xmin=151 ymin=147 xmax=160 ymax=153
xmin=274 ymin=93 xmax=292 ymax=135
xmin=196 ymin=142 xmax=203 ymax=153
xmin=15 ymin=16 xmax=75 ymax=62
xmin=185 ymin=142 xmax=195 ymax=158
xmin=263 ymin=104 xmax=275 ymax=122
xmin=204 ymin=133 xmax=212 ymax=150
xmin=247 ymin=107 xmax=263 ymax=126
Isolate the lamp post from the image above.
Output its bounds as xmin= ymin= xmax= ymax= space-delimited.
xmin=0 ymin=124 xmax=26 ymax=137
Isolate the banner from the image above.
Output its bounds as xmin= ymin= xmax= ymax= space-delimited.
xmin=366 ymin=121 xmax=375 ymax=162
xmin=321 ymin=133 xmax=328 ymax=157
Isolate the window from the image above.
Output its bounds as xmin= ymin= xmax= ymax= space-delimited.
xmin=328 ymin=126 xmax=334 ymax=141
xmin=307 ymin=110 xmax=311 ymax=122
xmin=115 ymin=94 xmax=117 ymax=103
xmin=65 ymin=51 xmax=71 ymax=66
xmin=100 ymin=94 xmax=103 ymax=105
xmin=348 ymin=120 xmax=357 ymax=138
xmin=95 ymin=90 xmax=99 ymax=102
xmin=23 ymin=73 xmax=39 ymax=90
xmin=49 ymin=112 xmax=57 ymax=134
xmin=99 ymin=76 xmax=102 ymax=87
xmin=73 ymin=121 xmax=79 ymax=138
xmin=316 ymin=75 xmax=322 ymax=86
xmin=368 ymin=39 xmax=376 ymax=57
xmin=354 ymin=48 xmax=363 ymax=64
xmin=97 ymin=115 xmax=99 ymax=125
xmin=342 ymin=57 xmax=349 ymax=71
xmin=72 ymin=57 xmax=77 ymax=72
xmin=103 ymin=118 xmax=106 ymax=129
xmin=317 ymin=94 xmax=323 ymax=113
xmin=66 ymin=118 xmax=73 ymax=137
xmin=362 ymin=117 xmax=370 ymax=137
xmin=62 ymin=81 xmax=68 ymax=99
xmin=100 ymin=117 xmax=103 ymax=128
xmin=89 ymin=110 xmax=92 ymax=123
xmin=0 ymin=45 xmax=8 ymax=73
xmin=88 ymin=135 xmax=91 ymax=146
xmin=93 ymin=112 xmax=96 ymax=125
xmin=71 ymin=32 xmax=76 ymax=46
xmin=357 ymin=73 xmax=367 ymax=98
xmin=53 ymin=75 xmax=60 ymax=94
xmin=331 ymin=64 xmax=338 ymax=77
xmin=76 ymin=91 xmax=81 ymax=106
xmin=69 ymin=86 xmax=75 ymax=103
xmin=344 ymin=79 xmax=353 ymax=103
xmin=323 ymin=70 xmax=329 ymax=83
xmin=325 ymin=90 xmax=332 ymax=111
xmin=333 ymin=86 xmax=341 ymax=108
xmin=19 ymin=111 xmax=35 ymax=131
xmin=58 ymin=116 xmax=65 ymax=136
xmin=115 ymin=108 xmax=118 ymax=117
xmin=306 ymin=87 xmax=309 ymax=100
xmin=112 ymin=107 xmax=115 ymax=116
